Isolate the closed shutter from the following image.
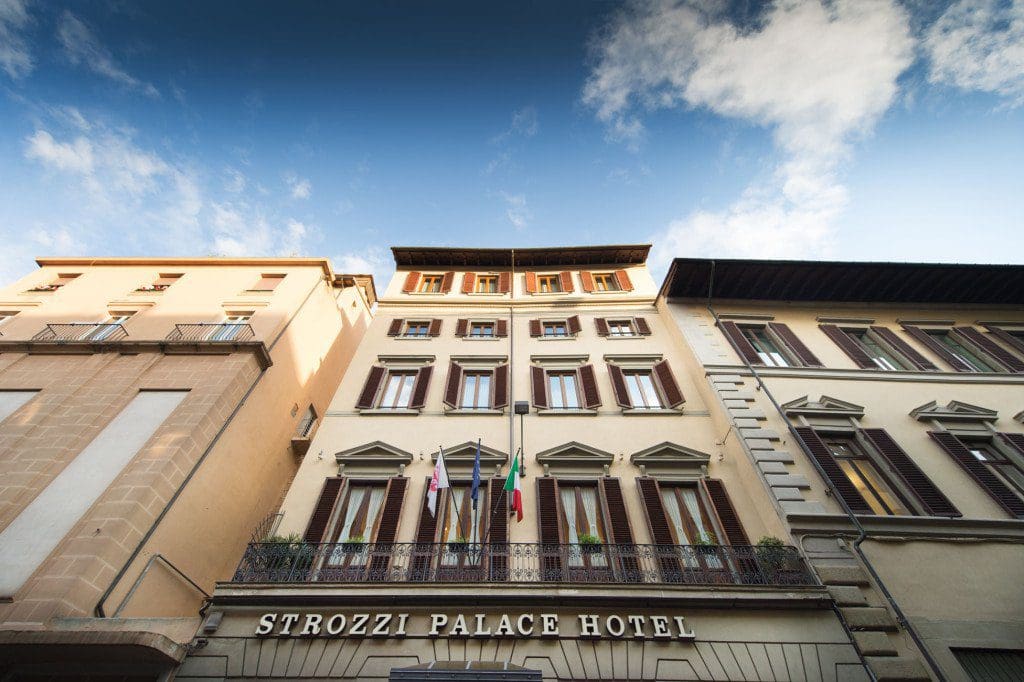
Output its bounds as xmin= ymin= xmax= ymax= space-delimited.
xmin=530 ymin=365 xmax=548 ymax=408
xmin=536 ymin=477 xmax=562 ymax=579
xmin=356 ymin=366 xmax=386 ymax=409
xmin=820 ymin=324 xmax=874 ymax=368
xmin=860 ymin=429 xmax=960 ymax=517
xmin=410 ymin=479 xmax=439 ymax=581
xmin=954 ymin=327 xmax=1024 ymax=372
xmin=401 ymin=272 xmax=420 ymax=293
xmin=595 ymin=318 xmax=609 ymax=336
xmin=461 ymin=273 xmax=476 ymax=294
xmin=999 ymin=432 xmax=1024 ymax=457
xmin=414 ymin=480 xmax=440 ymax=543
xmin=903 ymin=326 xmax=972 ymax=372
xmin=580 ymin=271 xmax=595 ymax=293
xmin=871 ymin=326 xmax=937 ymax=371
xmin=567 ymin=315 xmax=582 ymax=335
xmin=496 ymin=319 xmax=508 ymax=337
xmin=487 ymin=478 xmax=509 ymax=580
xmin=607 ymin=364 xmax=631 ymax=408
xmin=602 ymin=477 xmax=640 ymax=581
xmin=528 ymin=319 xmax=542 ymax=337
xmin=701 ymin=479 xmax=750 ymax=545
xmin=409 ymin=365 xmax=433 ymax=409
xmin=492 ymin=364 xmax=509 ymax=409
xmin=634 ymin=317 xmax=652 ymax=336
xmin=387 ymin=319 xmax=404 ymax=337
xmin=524 ymin=272 xmax=537 ymax=294
xmin=303 ymin=477 xmax=344 ymax=542
xmin=929 ymin=432 xmax=1024 ymax=517
xmin=368 ymin=476 xmax=408 ymax=580
xmin=559 ymin=271 xmax=574 ymax=293
xmin=637 ymin=478 xmax=674 ymax=544
xmin=985 ymin=325 xmax=1024 ymax=355
xmin=768 ymin=322 xmax=821 ymax=367
xmin=440 ymin=272 xmax=455 ymax=293
xmin=443 ymin=362 xmax=462 ymax=408
xmin=653 ymin=360 xmax=684 ymax=408
xmin=455 ymin=319 xmax=469 ymax=337
xmin=428 ymin=319 xmax=442 ymax=337
xmin=719 ymin=321 xmax=763 ymax=365
xmin=578 ymin=364 xmax=601 ymax=409
xmin=497 ymin=272 xmax=511 ymax=294
xmin=614 ymin=269 xmax=632 ymax=292
xmin=794 ymin=426 xmax=874 ymax=514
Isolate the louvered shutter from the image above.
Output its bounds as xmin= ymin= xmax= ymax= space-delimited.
xmin=461 ymin=273 xmax=476 ymax=294
xmin=578 ymin=364 xmax=601 ymax=409
xmin=985 ymin=325 xmax=1024 ymax=355
xmin=455 ymin=319 xmax=468 ymax=337
xmin=496 ymin=319 xmax=508 ymax=337
xmin=929 ymin=432 xmax=1024 ymax=517
xmin=607 ymin=364 xmax=631 ymax=408
xmin=614 ymin=269 xmax=632 ymax=292
xmin=602 ymin=477 xmax=640 ymax=582
xmin=530 ymin=365 xmax=548 ymax=408
xmin=559 ymin=271 xmax=574 ymax=293
xmin=492 ymin=364 xmax=509 ymax=409
xmin=634 ymin=317 xmax=652 ymax=336
xmin=528 ymin=319 xmax=542 ymax=337
xmin=719 ymin=321 xmax=763 ymax=365
xmin=701 ymin=479 xmax=750 ymax=545
xmin=487 ymin=478 xmax=509 ymax=580
xmin=414 ymin=480 xmax=440 ymax=543
xmin=440 ymin=272 xmax=455 ymax=293
xmin=653 ymin=360 xmax=684 ymax=408
xmin=794 ymin=426 xmax=874 ymax=514
xmin=401 ymin=272 xmax=421 ymax=293
xmin=387 ymin=319 xmax=404 ymax=337
xmin=595 ymin=318 xmax=609 ymax=336
xmin=580 ymin=271 xmax=595 ymax=293
xmin=410 ymin=478 xmax=440 ymax=581
xmin=954 ymin=327 xmax=1024 ymax=372
xmin=368 ymin=476 xmax=408 ymax=580
xmin=903 ymin=326 xmax=972 ymax=372
xmin=443 ymin=362 xmax=462 ymax=408
xmin=524 ymin=272 xmax=537 ymax=294
xmin=409 ymin=365 xmax=432 ymax=409
xmin=428 ymin=319 xmax=442 ymax=337
xmin=567 ymin=315 xmax=582 ymax=335
xmin=497 ymin=272 xmax=511 ymax=294
xmin=999 ymin=433 xmax=1024 ymax=457
xmin=637 ymin=478 xmax=674 ymax=544
xmin=303 ymin=477 xmax=344 ymax=542
xmin=356 ymin=366 xmax=386 ymax=409
xmin=768 ymin=322 xmax=821 ymax=367
xmin=536 ymin=477 xmax=562 ymax=579
xmin=820 ymin=324 xmax=874 ymax=368
xmin=871 ymin=326 xmax=937 ymax=370
xmin=860 ymin=429 xmax=959 ymax=517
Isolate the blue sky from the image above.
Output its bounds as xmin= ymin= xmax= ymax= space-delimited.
xmin=1 ymin=0 xmax=1022 ymax=286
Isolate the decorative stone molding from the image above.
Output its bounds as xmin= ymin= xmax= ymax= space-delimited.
xmin=629 ymin=442 xmax=709 ymax=477
xmin=537 ymin=441 xmax=614 ymax=476
xmin=335 ymin=441 xmax=413 ymax=476
xmin=431 ymin=441 xmax=507 ymax=476
xmin=910 ymin=400 xmax=998 ymax=423
xmin=782 ymin=395 xmax=865 ymax=420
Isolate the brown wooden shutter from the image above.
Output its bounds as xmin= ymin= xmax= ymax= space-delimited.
xmin=999 ymin=433 xmax=1024 ymax=457
xmin=401 ymin=272 xmax=420 ymax=293
xmin=871 ymin=326 xmax=937 ymax=370
xmin=719 ymin=321 xmax=763 ymax=365
xmin=559 ymin=271 xmax=574 ymax=293
xmin=903 ymin=326 xmax=972 ymax=372
xmin=387 ymin=319 xmax=404 ymax=337
xmin=600 ymin=478 xmax=635 ymax=544
xmin=794 ymin=426 xmax=874 ymax=514
xmin=567 ymin=315 xmax=582 ymax=335
xmin=614 ymin=269 xmax=632 ymax=292
xmin=443 ymin=362 xmax=462 ymax=408
xmin=637 ymin=478 xmax=674 ymax=544
xmin=303 ymin=477 xmax=344 ymax=542
xmin=455 ymin=319 xmax=468 ymax=337
xmin=595 ymin=318 xmax=609 ymax=336
xmin=375 ymin=477 xmax=408 ymax=543
xmin=524 ymin=272 xmax=537 ymax=294
xmin=578 ymin=364 xmax=601 ymax=409
xmin=461 ymin=273 xmax=476 ymax=294
xmin=607 ymin=363 xmax=631 ymax=408
xmin=409 ymin=365 xmax=433 ymax=409
xmin=929 ymin=432 xmax=1024 ymax=517
xmin=356 ymin=365 xmax=386 ymax=409
xmin=820 ymin=324 xmax=874 ymax=368
xmin=536 ymin=477 xmax=562 ymax=579
xmin=440 ymin=272 xmax=455 ymax=293
xmin=492 ymin=364 xmax=509 ymax=409
xmin=954 ymin=327 xmax=1024 ymax=372
xmin=768 ymin=322 xmax=821 ymax=367
xmin=653 ymin=360 xmax=684 ymax=408
xmin=860 ymin=429 xmax=960 ymax=517
xmin=497 ymin=271 xmax=511 ymax=294
xmin=528 ymin=319 xmax=542 ymax=337
xmin=530 ymin=365 xmax=548 ymax=408
xmin=634 ymin=317 xmax=652 ymax=336
xmin=409 ymin=478 xmax=440 ymax=581
xmin=428 ymin=319 xmax=442 ymax=337
xmin=496 ymin=319 xmax=508 ymax=337
xmin=580 ymin=271 xmax=595 ymax=293
xmin=414 ymin=481 xmax=440 ymax=543
xmin=488 ymin=477 xmax=508 ymax=542
xmin=700 ymin=479 xmax=750 ymax=545
xmin=985 ymin=325 xmax=1024 ymax=355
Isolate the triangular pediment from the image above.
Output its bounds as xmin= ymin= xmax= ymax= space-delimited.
xmin=782 ymin=395 xmax=865 ymax=419
xmin=536 ymin=441 xmax=614 ymax=468
xmin=630 ymin=442 xmax=711 ymax=468
xmin=335 ymin=441 xmax=414 ymax=466
xmin=911 ymin=401 xmax=998 ymax=423
xmin=431 ymin=441 xmax=508 ymax=467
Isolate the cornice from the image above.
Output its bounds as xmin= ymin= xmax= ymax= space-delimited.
xmin=0 ymin=339 xmax=272 ymax=369
xmin=787 ymin=513 xmax=1024 ymax=542
xmin=704 ymin=364 xmax=1024 ymax=385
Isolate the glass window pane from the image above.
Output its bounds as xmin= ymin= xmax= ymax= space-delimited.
xmin=548 ymin=375 xmax=563 ymax=409
xmin=931 ymin=331 xmax=996 ymax=372
xmin=563 ymin=374 xmax=579 ymax=408
xmin=381 ymin=375 xmax=401 ymax=407
xmin=396 ymin=374 xmax=415 ymax=407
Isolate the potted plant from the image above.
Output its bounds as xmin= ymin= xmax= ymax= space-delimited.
xmin=341 ymin=534 xmax=365 ymax=554
xmin=691 ymin=537 xmax=719 ymax=556
xmin=263 ymin=533 xmax=315 ymax=577
xmin=447 ymin=536 xmax=470 ymax=553
xmin=755 ymin=536 xmax=789 ymax=572
xmin=577 ymin=533 xmax=602 ymax=554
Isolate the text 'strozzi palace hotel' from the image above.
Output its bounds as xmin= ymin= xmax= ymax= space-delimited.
xmin=0 ymin=246 xmax=1022 ymax=682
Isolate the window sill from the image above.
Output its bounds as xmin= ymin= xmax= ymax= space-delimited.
xmin=445 ymin=408 xmax=505 ymax=416
xmin=467 ymin=292 xmax=507 ymax=297
xmin=536 ymin=408 xmax=598 ymax=416
xmin=622 ymin=408 xmax=683 ymax=416
xmin=357 ymin=408 xmax=422 ymax=416
xmin=587 ymin=289 xmax=623 ymax=295
xmin=605 ymin=335 xmax=642 ymax=340
xmin=462 ymin=336 xmax=501 ymax=341
xmin=394 ymin=336 xmax=432 ymax=341
xmin=240 ymin=289 xmax=276 ymax=295
xmin=405 ymin=291 xmax=446 ymax=296
xmin=537 ymin=335 xmax=576 ymax=341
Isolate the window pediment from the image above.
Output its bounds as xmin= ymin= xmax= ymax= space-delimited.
xmin=910 ymin=400 xmax=998 ymax=423
xmin=783 ymin=395 xmax=865 ymax=419
xmin=536 ymin=441 xmax=614 ymax=475
xmin=630 ymin=442 xmax=710 ymax=477
xmin=335 ymin=441 xmax=414 ymax=476
xmin=431 ymin=441 xmax=508 ymax=475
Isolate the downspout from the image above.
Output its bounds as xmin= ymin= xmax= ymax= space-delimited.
xmin=95 ymin=274 xmax=327 ymax=617
xmin=703 ymin=260 xmax=946 ymax=682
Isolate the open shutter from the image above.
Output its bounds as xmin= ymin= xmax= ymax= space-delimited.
xmin=903 ymin=326 xmax=972 ymax=372
xmin=578 ymin=364 xmax=601 ymax=409
xmin=368 ymin=476 xmax=408 ymax=580
xmin=409 ymin=365 xmax=433 ymax=409
xmin=700 ymin=479 xmax=750 ymax=545
xmin=303 ymin=477 xmax=344 ymax=542
xmin=496 ymin=319 xmax=508 ymax=337
xmin=929 ymin=432 xmax=1024 ymax=517
xmin=580 ymin=271 xmax=595 ymax=293
xmin=794 ymin=426 xmax=874 ymax=514
xmin=999 ymin=433 xmax=1024 ymax=457
xmin=440 ymin=272 xmax=455 ymax=293
xmin=871 ymin=326 xmax=937 ymax=370
xmin=820 ymin=324 xmax=874 ymax=369
xmin=524 ymin=272 xmax=537 ymax=294
xmin=634 ymin=317 xmax=652 ymax=336
xmin=492 ymin=364 xmax=509 ymax=409
xmin=559 ymin=271 xmax=574 ymax=293
xmin=637 ymin=478 xmax=674 ymax=544
xmin=601 ymin=478 xmax=635 ymax=544
xmin=487 ymin=478 xmax=509 ymax=580
xmin=455 ymin=319 xmax=469 ymax=337
xmin=653 ymin=360 xmax=684 ymax=408
xmin=567 ymin=315 xmax=582 ymax=335
xmin=409 ymin=479 xmax=440 ymax=581
xmin=528 ymin=319 xmax=542 ymax=337
xmin=387 ymin=319 xmax=404 ymax=337
xmin=719 ymin=321 xmax=762 ymax=365
xmin=768 ymin=322 xmax=821 ymax=367
xmin=401 ymin=272 xmax=420 ymax=293
xmin=443 ymin=362 xmax=462 ymax=408
xmin=530 ymin=365 xmax=548 ymax=408
xmin=954 ymin=327 xmax=1024 ymax=372
xmin=536 ymin=477 xmax=562 ymax=579
xmin=461 ymin=273 xmax=476 ymax=294
xmin=595 ymin=318 xmax=609 ymax=336
xmin=614 ymin=269 xmax=633 ymax=292
xmin=985 ymin=325 xmax=1024 ymax=355
xmin=356 ymin=366 xmax=386 ymax=409
xmin=607 ymin=364 xmax=631 ymax=408
xmin=497 ymin=272 xmax=511 ymax=294
xmin=428 ymin=319 xmax=442 ymax=337
xmin=414 ymin=481 xmax=440 ymax=543
xmin=860 ymin=429 xmax=960 ymax=517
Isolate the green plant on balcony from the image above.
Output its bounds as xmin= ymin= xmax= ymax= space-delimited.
xmin=447 ymin=536 xmax=470 ymax=553
xmin=691 ymin=536 xmax=719 ymax=556
xmin=341 ymin=534 xmax=366 ymax=554
xmin=755 ymin=535 xmax=790 ymax=572
xmin=264 ymin=533 xmax=315 ymax=574
xmin=577 ymin=533 xmax=602 ymax=554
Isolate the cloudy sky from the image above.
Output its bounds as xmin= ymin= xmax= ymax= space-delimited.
xmin=1 ymin=0 xmax=1022 ymax=286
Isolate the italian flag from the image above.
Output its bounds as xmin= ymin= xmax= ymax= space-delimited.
xmin=504 ymin=455 xmax=524 ymax=522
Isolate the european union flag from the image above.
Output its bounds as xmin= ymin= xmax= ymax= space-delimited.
xmin=470 ymin=438 xmax=481 ymax=511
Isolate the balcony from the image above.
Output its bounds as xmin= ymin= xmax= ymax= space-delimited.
xmin=32 ymin=323 xmax=128 ymax=342
xmin=165 ymin=323 xmax=255 ymax=342
xmin=230 ymin=542 xmax=816 ymax=587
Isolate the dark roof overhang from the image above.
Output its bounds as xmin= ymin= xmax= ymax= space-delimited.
xmin=391 ymin=245 xmax=650 ymax=268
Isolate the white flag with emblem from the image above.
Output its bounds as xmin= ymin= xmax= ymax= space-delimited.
xmin=427 ymin=448 xmax=450 ymax=517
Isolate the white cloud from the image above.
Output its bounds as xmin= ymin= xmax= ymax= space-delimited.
xmin=25 ymin=130 xmax=95 ymax=174
xmin=486 ymin=106 xmax=539 ymax=174
xmin=57 ymin=11 xmax=160 ymax=97
xmin=501 ymin=192 xmax=531 ymax=229
xmin=924 ymin=0 xmax=1024 ymax=105
xmin=285 ymin=172 xmax=312 ymax=199
xmin=0 ymin=0 xmax=33 ymax=79
xmin=224 ymin=167 xmax=247 ymax=193
xmin=583 ymin=0 xmax=914 ymax=266
xmin=333 ymin=246 xmax=391 ymax=289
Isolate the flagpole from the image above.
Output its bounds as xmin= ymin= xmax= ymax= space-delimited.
xmin=483 ymin=446 xmax=519 ymax=543
xmin=440 ymin=445 xmax=466 ymax=539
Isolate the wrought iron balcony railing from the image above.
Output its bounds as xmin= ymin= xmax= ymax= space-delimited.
xmin=32 ymin=323 xmax=128 ymax=342
xmin=165 ymin=323 xmax=255 ymax=342
xmin=231 ymin=542 xmax=816 ymax=587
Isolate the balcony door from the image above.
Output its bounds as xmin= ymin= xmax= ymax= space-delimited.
xmin=80 ymin=314 xmax=132 ymax=340
xmin=559 ymin=483 xmax=610 ymax=574
xmin=209 ymin=314 xmax=251 ymax=340
xmin=322 ymin=482 xmax=387 ymax=578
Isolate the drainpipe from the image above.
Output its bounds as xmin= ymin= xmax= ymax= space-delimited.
xmin=702 ymin=260 xmax=947 ymax=682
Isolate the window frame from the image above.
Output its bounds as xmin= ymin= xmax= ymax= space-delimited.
xmin=323 ymin=479 xmax=390 ymax=570
xmin=621 ymin=369 xmax=665 ymax=409
xmin=821 ymin=432 xmax=913 ymax=516
xmin=607 ymin=319 xmax=637 ymax=337
xmin=958 ymin=436 xmax=1024 ymax=503
xmin=403 ymin=320 xmax=431 ymax=338
xmin=474 ymin=275 xmax=499 ymax=294
xmin=842 ymin=327 xmax=911 ymax=371
xmin=546 ymin=370 xmax=581 ymax=410
xmin=459 ymin=370 xmax=494 ymax=410
xmin=536 ymin=274 xmax=562 ymax=294
xmin=557 ymin=480 xmax=611 ymax=569
xmin=591 ymin=272 xmax=621 ymax=292
xmin=249 ymin=273 xmax=285 ymax=292
xmin=925 ymin=329 xmax=999 ymax=372
xmin=468 ymin=322 xmax=496 ymax=338
xmin=377 ymin=370 xmax=419 ymax=409
xmin=542 ymin=321 xmax=569 ymax=338
xmin=418 ymin=275 xmax=444 ymax=293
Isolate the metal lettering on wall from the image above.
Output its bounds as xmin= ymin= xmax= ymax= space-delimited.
xmin=255 ymin=612 xmax=696 ymax=641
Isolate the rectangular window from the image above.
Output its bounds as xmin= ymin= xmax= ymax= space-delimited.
xmin=825 ymin=437 xmax=910 ymax=515
xmin=543 ymin=321 xmax=568 ymax=337
xmin=418 ymin=275 xmax=443 ymax=293
xmin=441 ymin=485 xmax=484 ymax=544
xmin=926 ymin=330 xmax=996 ymax=372
xmin=844 ymin=329 xmax=908 ymax=370
xmin=547 ymin=371 xmax=580 ymax=409
xmin=592 ymin=273 xmax=620 ymax=292
xmin=460 ymin=371 xmax=493 ymax=409
xmin=560 ymin=484 xmax=608 ymax=568
xmin=30 ymin=273 xmax=79 ymax=292
xmin=327 ymin=482 xmax=387 ymax=568
xmin=607 ymin=320 xmax=636 ymax=337
xmin=953 ymin=649 xmax=1024 ymax=680
xmin=296 ymin=405 xmax=317 ymax=438
xmin=659 ymin=486 xmax=720 ymax=545
xmin=81 ymin=313 xmax=134 ymax=341
xmin=209 ymin=313 xmax=252 ymax=341
xmin=379 ymin=371 xmax=417 ymax=408
xmin=623 ymin=370 xmax=663 ymax=409
xmin=475 ymin=276 xmax=498 ymax=293
xmin=965 ymin=441 xmax=1024 ymax=500
xmin=251 ymin=274 xmax=285 ymax=292
xmin=469 ymin=322 xmax=495 ymax=337
xmin=740 ymin=325 xmax=790 ymax=367
xmin=404 ymin=321 xmax=430 ymax=337
xmin=537 ymin=275 xmax=561 ymax=293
